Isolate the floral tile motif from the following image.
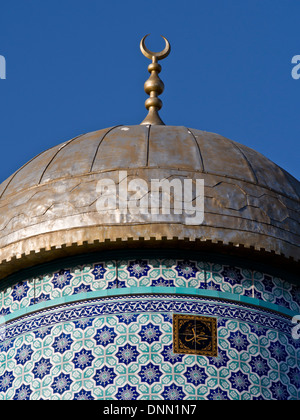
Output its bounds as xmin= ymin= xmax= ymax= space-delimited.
xmin=0 ymin=295 xmax=299 ymax=400
xmin=127 ymin=260 xmax=151 ymax=279
xmin=175 ymin=260 xmax=199 ymax=280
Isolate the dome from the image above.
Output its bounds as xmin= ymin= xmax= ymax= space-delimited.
xmin=0 ymin=124 xmax=299 ymax=281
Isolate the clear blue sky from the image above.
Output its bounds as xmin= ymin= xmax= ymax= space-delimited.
xmin=0 ymin=0 xmax=299 ymax=182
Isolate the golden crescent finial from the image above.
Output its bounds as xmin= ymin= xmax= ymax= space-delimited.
xmin=140 ymin=34 xmax=171 ymax=125
xmin=140 ymin=34 xmax=171 ymax=61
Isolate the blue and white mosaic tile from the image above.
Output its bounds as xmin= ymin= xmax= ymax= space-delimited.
xmin=0 ymin=294 xmax=299 ymax=400
xmin=0 ymin=257 xmax=299 ymax=400
xmin=0 ymin=259 xmax=299 ymax=317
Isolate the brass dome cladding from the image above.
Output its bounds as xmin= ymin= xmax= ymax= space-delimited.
xmin=0 ymin=125 xmax=299 ymax=281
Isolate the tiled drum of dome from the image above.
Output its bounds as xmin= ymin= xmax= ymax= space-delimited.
xmin=0 ymin=257 xmax=299 ymax=400
xmin=0 ymin=293 xmax=299 ymax=400
xmin=0 ymin=259 xmax=299 ymax=317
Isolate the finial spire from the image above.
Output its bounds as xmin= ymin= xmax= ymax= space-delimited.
xmin=140 ymin=34 xmax=171 ymax=125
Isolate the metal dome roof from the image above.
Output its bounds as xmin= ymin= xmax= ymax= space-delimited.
xmin=0 ymin=125 xmax=299 ymax=280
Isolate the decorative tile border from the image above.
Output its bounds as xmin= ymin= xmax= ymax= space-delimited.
xmin=1 ymin=258 xmax=299 ymax=319
xmin=1 ymin=292 xmax=295 ymax=339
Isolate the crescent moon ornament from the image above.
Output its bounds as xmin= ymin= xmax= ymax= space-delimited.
xmin=140 ymin=34 xmax=171 ymax=125
xmin=140 ymin=34 xmax=171 ymax=61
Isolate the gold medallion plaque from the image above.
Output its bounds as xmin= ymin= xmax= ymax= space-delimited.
xmin=173 ymin=314 xmax=218 ymax=357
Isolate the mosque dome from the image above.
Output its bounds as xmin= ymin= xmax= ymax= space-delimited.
xmin=0 ymin=35 xmax=299 ymax=402
xmin=0 ymin=124 xmax=299 ymax=281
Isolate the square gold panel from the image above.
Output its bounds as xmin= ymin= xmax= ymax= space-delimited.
xmin=173 ymin=314 xmax=218 ymax=357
